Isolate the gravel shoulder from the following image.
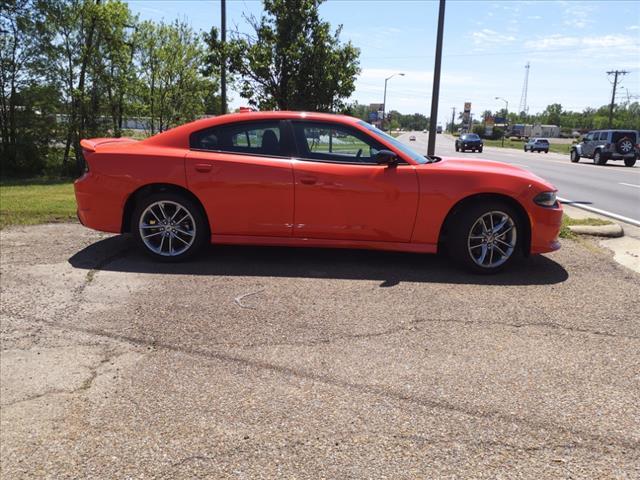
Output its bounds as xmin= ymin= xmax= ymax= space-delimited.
xmin=1 ymin=224 xmax=639 ymax=478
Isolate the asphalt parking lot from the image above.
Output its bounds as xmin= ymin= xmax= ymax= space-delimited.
xmin=1 ymin=224 xmax=639 ymax=478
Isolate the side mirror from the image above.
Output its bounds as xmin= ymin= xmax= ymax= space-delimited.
xmin=375 ymin=149 xmax=398 ymax=166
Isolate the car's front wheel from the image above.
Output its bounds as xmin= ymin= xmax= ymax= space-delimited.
xmin=570 ymin=149 xmax=580 ymax=162
xmin=132 ymin=193 xmax=208 ymax=261
xmin=448 ymin=202 xmax=521 ymax=274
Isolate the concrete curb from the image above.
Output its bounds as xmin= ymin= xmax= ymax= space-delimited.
xmin=568 ymin=224 xmax=624 ymax=238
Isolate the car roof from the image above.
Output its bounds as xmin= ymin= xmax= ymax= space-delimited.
xmin=143 ymin=111 xmax=362 ymax=149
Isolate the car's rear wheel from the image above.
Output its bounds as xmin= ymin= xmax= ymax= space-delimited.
xmin=455 ymin=145 xmax=459 ymax=152
xmin=478 ymin=148 xmax=483 ymax=153
xmin=624 ymin=157 xmax=637 ymax=167
xmin=449 ymin=202 xmax=521 ymax=274
xmin=570 ymin=149 xmax=580 ymax=162
xmin=544 ymin=150 xmax=548 ymax=153
xmin=132 ymin=193 xmax=208 ymax=261
xmin=594 ymin=150 xmax=607 ymax=165
xmin=524 ymin=146 xmax=527 ymax=152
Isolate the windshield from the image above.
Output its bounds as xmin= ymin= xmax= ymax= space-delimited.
xmin=463 ymin=134 xmax=480 ymax=140
xmin=357 ymin=121 xmax=429 ymax=164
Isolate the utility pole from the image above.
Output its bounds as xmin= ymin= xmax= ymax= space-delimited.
xmin=450 ymin=107 xmax=455 ymax=133
xmin=220 ymin=0 xmax=227 ymax=115
xmin=607 ymin=70 xmax=628 ymax=128
xmin=427 ymin=0 xmax=446 ymax=157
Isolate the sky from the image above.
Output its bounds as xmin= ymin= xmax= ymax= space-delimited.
xmin=126 ymin=0 xmax=640 ymax=125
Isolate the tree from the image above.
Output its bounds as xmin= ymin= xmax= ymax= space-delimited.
xmin=541 ymin=103 xmax=563 ymax=125
xmin=222 ymin=0 xmax=360 ymax=111
xmin=134 ymin=20 xmax=212 ymax=134
xmin=0 ymin=0 xmax=51 ymax=174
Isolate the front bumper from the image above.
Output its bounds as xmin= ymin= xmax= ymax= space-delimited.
xmin=529 ymin=203 xmax=563 ymax=254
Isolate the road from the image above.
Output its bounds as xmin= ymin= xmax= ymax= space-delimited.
xmin=398 ymin=131 xmax=640 ymax=225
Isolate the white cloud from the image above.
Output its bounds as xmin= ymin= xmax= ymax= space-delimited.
xmin=626 ymin=25 xmax=640 ymax=31
xmin=470 ymin=29 xmax=516 ymax=46
xmin=524 ymin=34 xmax=638 ymax=51
xmin=561 ymin=2 xmax=595 ymax=29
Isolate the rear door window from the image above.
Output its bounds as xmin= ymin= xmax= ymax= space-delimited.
xmin=190 ymin=121 xmax=284 ymax=156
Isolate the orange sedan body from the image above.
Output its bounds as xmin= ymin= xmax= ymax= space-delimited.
xmin=75 ymin=111 xmax=562 ymax=272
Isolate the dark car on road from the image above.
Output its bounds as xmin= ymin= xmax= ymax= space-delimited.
xmin=455 ymin=133 xmax=483 ymax=153
xmin=524 ymin=138 xmax=550 ymax=153
xmin=570 ymin=129 xmax=638 ymax=166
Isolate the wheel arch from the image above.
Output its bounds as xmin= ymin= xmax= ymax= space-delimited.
xmin=437 ymin=193 xmax=531 ymax=256
xmin=121 ymin=183 xmax=210 ymax=234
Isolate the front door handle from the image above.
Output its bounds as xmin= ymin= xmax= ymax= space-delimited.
xmin=195 ymin=163 xmax=212 ymax=173
xmin=300 ymin=176 xmax=318 ymax=185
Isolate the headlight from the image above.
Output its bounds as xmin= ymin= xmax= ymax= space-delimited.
xmin=534 ymin=191 xmax=557 ymax=207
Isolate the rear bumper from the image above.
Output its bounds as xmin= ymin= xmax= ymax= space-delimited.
xmin=74 ymin=173 xmax=123 ymax=233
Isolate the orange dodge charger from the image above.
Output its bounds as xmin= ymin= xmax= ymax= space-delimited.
xmin=75 ymin=111 xmax=562 ymax=273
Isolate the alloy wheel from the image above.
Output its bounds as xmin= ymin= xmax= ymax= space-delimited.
xmin=138 ymin=200 xmax=196 ymax=256
xmin=467 ymin=211 xmax=517 ymax=269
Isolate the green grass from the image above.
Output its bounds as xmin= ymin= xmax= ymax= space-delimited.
xmin=481 ymin=138 xmax=572 ymax=154
xmin=0 ymin=179 xmax=76 ymax=229
xmin=559 ymin=214 xmax=612 ymax=239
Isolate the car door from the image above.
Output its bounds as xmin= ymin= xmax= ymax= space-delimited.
xmin=582 ymin=132 xmax=595 ymax=156
xmin=186 ymin=120 xmax=294 ymax=237
xmin=290 ymin=121 xmax=419 ymax=242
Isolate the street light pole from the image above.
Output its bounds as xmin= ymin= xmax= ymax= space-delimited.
xmin=382 ymin=72 xmax=404 ymax=131
xmin=495 ymin=96 xmax=508 ymax=147
xmin=427 ymin=0 xmax=446 ymax=157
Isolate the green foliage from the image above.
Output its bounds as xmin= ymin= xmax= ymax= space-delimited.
xmin=386 ymin=110 xmax=429 ymax=131
xmin=134 ymin=20 xmax=213 ymax=134
xmin=221 ymin=0 xmax=360 ymax=111
xmin=1 ymin=0 xmax=219 ymax=177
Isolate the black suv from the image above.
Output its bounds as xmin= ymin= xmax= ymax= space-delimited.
xmin=455 ymin=133 xmax=483 ymax=153
xmin=570 ymin=130 xmax=638 ymax=167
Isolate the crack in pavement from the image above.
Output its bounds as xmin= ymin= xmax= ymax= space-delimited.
xmin=1 ymin=347 xmax=126 ymax=408
xmin=15 ymin=315 xmax=640 ymax=454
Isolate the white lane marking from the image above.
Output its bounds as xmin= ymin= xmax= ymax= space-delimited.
xmin=557 ymin=196 xmax=640 ymax=227
xmin=619 ymin=182 xmax=640 ymax=189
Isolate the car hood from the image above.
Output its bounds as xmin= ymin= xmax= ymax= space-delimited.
xmin=430 ymin=157 xmax=556 ymax=190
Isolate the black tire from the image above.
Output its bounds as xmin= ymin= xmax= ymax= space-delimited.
xmin=131 ymin=192 xmax=208 ymax=262
xmin=624 ymin=157 xmax=637 ymax=167
xmin=461 ymin=147 xmax=465 ymax=152
xmin=544 ymin=150 xmax=548 ymax=154
xmin=523 ymin=146 xmax=527 ymax=152
xmin=570 ymin=149 xmax=580 ymax=163
xmin=594 ymin=150 xmax=607 ymax=165
xmin=448 ymin=201 xmax=522 ymax=274
xmin=478 ymin=148 xmax=483 ymax=153
xmin=455 ymin=145 xmax=459 ymax=152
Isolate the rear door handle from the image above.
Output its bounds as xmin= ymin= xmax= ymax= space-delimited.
xmin=195 ymin=163 xmax=212 ymax=173
xmin=300 ymin=176 xmax=318 ymax=185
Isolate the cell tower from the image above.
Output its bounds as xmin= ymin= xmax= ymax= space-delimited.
xmin=518 ymin=62 xmax=530 ymax=116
